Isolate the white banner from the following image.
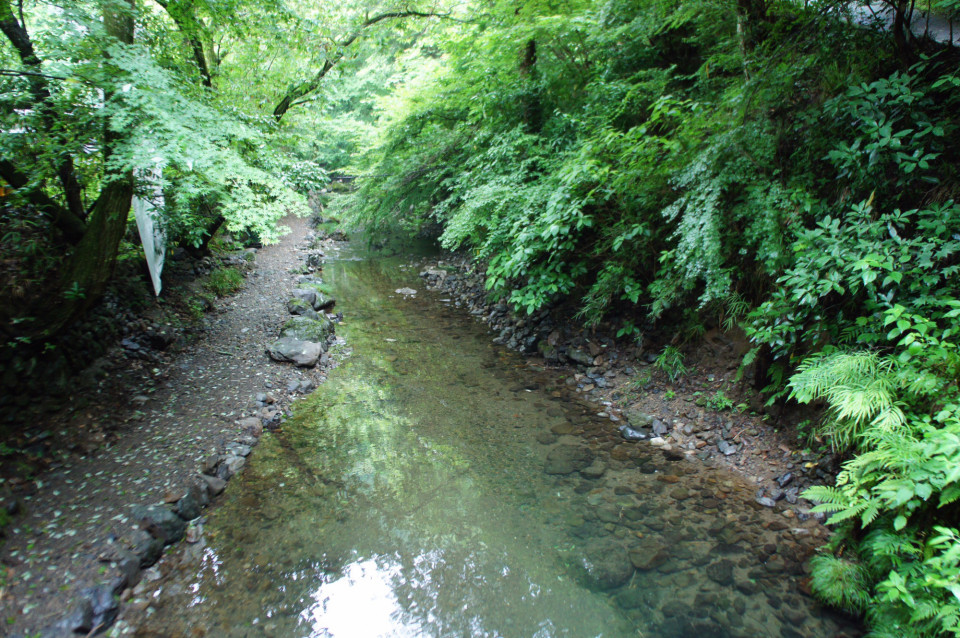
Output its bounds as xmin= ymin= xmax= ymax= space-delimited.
xmin=133 ymin=166 xmax=165 ymax=296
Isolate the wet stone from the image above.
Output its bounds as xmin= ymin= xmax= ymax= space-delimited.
xmin=544 ymin=444 xmax=595 ymax=475
xmin=577 ymin=539 xmax=634 ymax=591
xmin=706 ymin=559 xmax=735 ymax=586
xmin=131 ymin=504 xmax=186 ymax=545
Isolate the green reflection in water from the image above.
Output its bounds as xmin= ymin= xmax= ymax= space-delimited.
xmin=136 ymin=247 xmax=854 ymax=638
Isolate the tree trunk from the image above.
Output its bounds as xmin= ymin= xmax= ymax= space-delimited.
xmin=519 ymin=39 xmax=543 ymax=134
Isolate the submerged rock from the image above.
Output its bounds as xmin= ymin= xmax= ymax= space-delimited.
xmin=576 ymin=539 xmax=634 ymax=590
xmin=544 ymin=444 xmax=595 ymax=475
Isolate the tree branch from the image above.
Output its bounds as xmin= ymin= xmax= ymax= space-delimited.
xmin=273 ymin=10 xmax=454 ymax=122
xmin=0 ymin=159 xmax=87 ymax=243
xmin=0 ymin=0 xmax=86 ymax=222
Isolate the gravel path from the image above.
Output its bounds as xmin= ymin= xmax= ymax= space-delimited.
xmin=0 ymin=215 xmax=326 ymax=636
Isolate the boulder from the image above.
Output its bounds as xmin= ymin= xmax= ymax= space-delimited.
xmin=544 ymin=445 xmax=595 ymax=475
xmin=131 ymin=529 xmax=164 ymax=567
xmin=280 ymin=316 xmax=334 ymax=343
xmin=267 ymin=337 xmax=323 ymax=368
xmin=176 ymin=483 xmax=208 ymax=521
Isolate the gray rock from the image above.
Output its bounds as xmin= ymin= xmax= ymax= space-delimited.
xmin=785 ymin=487 xmax=800 ymax=504
xmin=176 ymin=484 xmax=207 ymax=521
xmin=291 ymin=288 xmax=317 ymax=308
xmin=115 ymin=548 xmax=140 ymax=588
xmin=225 ymin=442 xmax=252 ymax=457
xmin=131 ymin=529 xmax=163 ymax=567
xmin=131 ymin=504 xmax=186 ymax=545
xmin=200 ymin=454 xmax=219 ymax=476
xmin=618 ymin=424 xmax=648 ymax=440
xmin=717 ymin=440 xmax=739 ymax=456
xmin=200 ymin=474 xmax=227 ymax=496
xmin=239 ymin=416 xmax=263 ymax=436
xmin=544 ymin=445 xmax=595 ymax=475
xmin=287 ymin=298 xmax=320 ymax=320
xmin=624 ymin=409 xmax=653 ymax=429
xmin=777 ymin=472 xmax=794 ymax=488
xmin=267 ymin=337 xmax=323 ymax=368
xmin=216 ymin=454 xmax=246 ymax=480
xmin=567 ymin=348 xmax=595 ymax=366
xmin=577 ymin=539 xmax=634 ymax=590
xmin=756 ymin=496 xmax=777 ymax=508
xmin=78 ymin=582 xmax=120 ymax=631
xmin=63 ymin=597 xmax=94 ymax=634
xmin=280 ymin=316 xmax=334 ymax=343
xmin=651 ymin=418 xmax=669 ymax=436
xmin=314 ymin=293 xmax=336 ymax=311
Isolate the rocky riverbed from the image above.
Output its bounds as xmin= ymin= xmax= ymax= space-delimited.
xmin=418 ymin=257 xmax=843 ymax=522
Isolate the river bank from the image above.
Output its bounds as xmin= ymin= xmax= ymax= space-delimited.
xmin=0 ymin=215 xmax=342 ymax=637
xmin=418 ymin=257 xmax=842 ymax=520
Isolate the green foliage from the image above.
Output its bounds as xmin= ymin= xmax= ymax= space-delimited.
xmin=654 ymin=345 xmax=687 ymax=382
xmin=204 ymin=267 xmax=244 ymax=297
xmin=706 ymin=390 xmax=734 ymax=412
xmin=796 ymin=304 xmax=960 ymax=636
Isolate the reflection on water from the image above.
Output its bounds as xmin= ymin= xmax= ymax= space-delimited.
xmin=135 ymin=247 xmax=857 ymax=638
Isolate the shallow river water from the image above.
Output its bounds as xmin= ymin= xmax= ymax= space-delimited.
xmin=135 ymin=246 xmax=856 ymax=638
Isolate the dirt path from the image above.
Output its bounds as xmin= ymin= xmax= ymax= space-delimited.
xmin=1 ymin=215 xmax=327 ymax=637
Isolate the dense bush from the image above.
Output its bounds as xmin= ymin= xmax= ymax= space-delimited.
xmin=336 ymin=1 xmax=960 ymax=634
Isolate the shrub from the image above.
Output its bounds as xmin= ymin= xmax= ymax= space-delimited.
xmin=204 ymin=268 xmax=244 ymax=297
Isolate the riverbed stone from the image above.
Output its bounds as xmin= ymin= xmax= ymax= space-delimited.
xmin=131 ymin=529 xmax=163 ymax=567
xmin=624 ymin=409 xmax=653 ymax=428
xmin=200 ymin=474 xmax=227 ymax=496
xmin=279 ymin=316 xmax=334 ymax=343
xmin=286 ymin=298 xmax=320 ymax=320
xmin=577 ymin=539 xmax=634 ymax=590
xmin=567 ymin=348 xmax=595 ymax=366
xmin=131 ymin=504 xmax=186 ymax=545
xmin=706 ymin=558 xmax=735 ymax=586
xmin=176 ymin=483 xmax=207 ymax=521
xmin=267 ymin=337 xmax=323 ymax=367
xmin=628 ymin=538 xmax=669 ymax=571
xmin=580 ymin=461 xmax=607 ymax=479
xmin=544 ymin=444 xmax=595 ymax=475
xmin=618 ymin=424 xmax=648 ymax=440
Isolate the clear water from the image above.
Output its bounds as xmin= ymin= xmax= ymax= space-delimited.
xmin=135 ymin=246 xmax=856 ymax=638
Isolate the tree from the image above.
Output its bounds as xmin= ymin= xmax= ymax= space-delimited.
xmin=0 ymin=0 xmax=135 ymax=338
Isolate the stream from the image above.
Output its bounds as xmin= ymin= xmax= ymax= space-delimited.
xmin=134 ymin=245 xmax=856 ymax=638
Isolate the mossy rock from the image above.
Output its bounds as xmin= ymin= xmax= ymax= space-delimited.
xmin=287 ymin=298 xmax=320 ymax=320
xmin=280 ymin=316 xmax=334 ymax=343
